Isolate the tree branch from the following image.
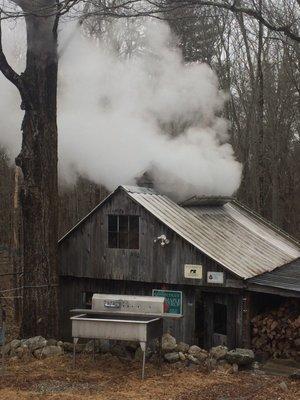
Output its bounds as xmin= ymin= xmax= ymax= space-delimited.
xmin=0 ymin=13 xmax=24 ymax=93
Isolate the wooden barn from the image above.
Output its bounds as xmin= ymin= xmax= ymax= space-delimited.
xmin=58 ymin=185 xmax=300 ymax=351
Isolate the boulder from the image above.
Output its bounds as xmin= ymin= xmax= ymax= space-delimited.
xmin=164 ymin=352 xmax=180 ymax=363
xmin=24 ymin=336 xmax=47 ymax=352
xmin=187 ymin=354 xmax=200 ymax=365
xmin=210 ymin=345 xmax=228 ymax=360
xmin=290 ymin=371 xmax=300 ymax=380
xmin=162 ymin=333 xmax=177 ymax=353
xmin=46 ymin=339 xmax=57 ymax=346
xmin=2 ymin=342 xmax=12 ymax=355
xmin=15 ymin=345 xmax=30 ymax=359
xmin=294 ymin=338 xmax=300 ymax=349
xmin=61 ymin=342 xmax=84 ymax=353
xmin=231 ymin=363 xmax=239 ymax=373
xmin=85 ymin=340 xmax=98 ymax=354
xmin=111 ymin=344 xmax=131 ymax=360
xmin=178 ymin=352 xmax=186 ymax=361
xmin=99 ymin=339 xmax=110 ymax=354
xmin=204 ymin=357 xmax=217 ymax=370
xmin=177 ymin=342 xmax=189 ymax=353
xmin=34 ymin=345 xmax=63 ymax=359
xmin=279 ymin=381 xmax=288 ymax=392
xmin=134 ymin=346 xmax=152 ymax=361
xmin=225 ymin=348 xmax=254 ymax=366
xmin=188 ymin=345 xmax=208 ymax=361
xmin=10 ymin=339 xmax=21 ymax=351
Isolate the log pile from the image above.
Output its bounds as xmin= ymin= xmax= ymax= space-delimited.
xmin=251 ymin=300 xmax=300 ymax=358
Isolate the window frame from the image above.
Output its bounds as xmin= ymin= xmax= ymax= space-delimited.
xmin=107 ymin=214 xmax=139 ymax=250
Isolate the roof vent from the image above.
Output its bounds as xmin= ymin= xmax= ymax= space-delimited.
xmin=180 ymin=196 xmax=232 ymax=207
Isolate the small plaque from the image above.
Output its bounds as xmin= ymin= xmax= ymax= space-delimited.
xmin=207 ymin=271 xmax=224 ymax=284
xmin=184 ymin=264 xmax=203 ymax=279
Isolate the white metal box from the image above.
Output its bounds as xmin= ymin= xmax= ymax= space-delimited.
xmin=92 ymin=293 xmax=165 ymax=315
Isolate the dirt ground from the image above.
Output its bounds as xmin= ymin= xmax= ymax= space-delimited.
xmin=0 ymin=354 xmax=299 ymax=400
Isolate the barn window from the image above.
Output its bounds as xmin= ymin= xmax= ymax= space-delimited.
xmin=108 ymin=215 xmax=139 ymax=249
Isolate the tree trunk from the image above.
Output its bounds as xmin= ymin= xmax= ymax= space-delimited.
xmin=15 ymin=11 xmax=59 ymax=338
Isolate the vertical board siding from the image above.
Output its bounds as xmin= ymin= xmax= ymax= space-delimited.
xmin=60 ymin=277 xmax=196 ymax=344
xmin=59 ymin=190 xmax=239 ymax=286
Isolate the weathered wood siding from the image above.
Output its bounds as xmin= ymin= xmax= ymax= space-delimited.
xmin=59 ymin=277 xmax=196 ymax=343
xmin=59 ymin=189 xmax=241 ymax=287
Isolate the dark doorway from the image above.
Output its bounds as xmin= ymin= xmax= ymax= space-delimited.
xmin=213 ymin=302 xmax=228 ymax=346
xmin=202 ymin=292 xmax=237 ymax=349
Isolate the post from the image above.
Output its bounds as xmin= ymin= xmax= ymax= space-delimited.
xmin=93 ymin=339 xmax=95 ymax=362
xmin=158 ymin=336 xmax=162 ymax=368
xmin=73 ymin=337 xmax=78 ymax=367
xmin=140 ymin=342 xmax=146 ymax=379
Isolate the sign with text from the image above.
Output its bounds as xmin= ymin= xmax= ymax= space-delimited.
xmin=207 ymin=271 xmax=224 ymax=284
xmin=152 ymin=289 xmax=182 ymax=315
xmin=184 ymin=264 xmax=203 ymax=279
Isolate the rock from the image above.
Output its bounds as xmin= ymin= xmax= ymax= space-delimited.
xmin=2 ymin=342 xmax=11 ymax=355
xmin=217 ymin=360 xmax=232 ymax=372
xmin=85 ymin=340 xmax=97 ymax=354
xmin=178 ymin=352 xmax=186 ymax=361
xmin=188 ymin=345 xmax=208 ymax=361
xmin=177 ymin=342 xmax=189 ymax=353
xmin=231 ymin=363 xmax=239 ymax=374
xmin=111 ymin=344 xmax=131 ymax=360
xmin=57 ymin=341 xmax=63 ymax=347
xmin=279 ymin=381 xmax=288 ymax=392
xmin=251 ymin=361 xmax=260 ymax=370
xmin=162 ymin=333 xmax=177 ymax=353
xmin=210 ymin=346 xmax=228 ymax=360
xmin=294 ymin=338 xmax=300 ymax=349
xmin=164 ymin=352 xmax=180 ymax=363
xmin=15 ymin=346 xmax=30 ymax=359
xmin=24 ymin=336 xmax=47 ymax=352
xmin=204 ymin=357 xmax=217 ymax=370
xmin=225 ymin=348 xmax=254 ymax=366
xmin=46 ymin=339 xmax=57 ymax=346
xmin=99 ymin=340 xmax=110 ymax=354
xmin=61 ymin=342 xmax=84 ymax=353
xmin=290 ymin=371 xmax=300 ymax=380
xmin=34 ymin=345 xmax=63 ymax=359
xmin=10 ymin=339 xmax=21 ymax=350
xmin=124 ymin=341 xmax=139 ymax=352
xmin=187 ymin=354 xmax=200 ymax=365
xmin=134 ymin=347 xmax=152 ymax=361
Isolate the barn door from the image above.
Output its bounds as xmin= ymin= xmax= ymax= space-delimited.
xmin=203 ymin=292 xmax=237 ymax=349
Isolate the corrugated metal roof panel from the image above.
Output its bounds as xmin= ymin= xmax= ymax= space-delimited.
xmin=248 ymin=258 xmax=300 ymax=293
xmin=123 ymin=186 xmax=300 ymax=279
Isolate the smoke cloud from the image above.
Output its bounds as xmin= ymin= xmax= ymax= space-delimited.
xmin=0 ymin=18 xmax=242 ymax=200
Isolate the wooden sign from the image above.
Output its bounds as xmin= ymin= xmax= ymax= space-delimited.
xmin=184 ymin=264 xmax=203 ymax=279
xmin=207 ymin=271 xmax=224 ymax=284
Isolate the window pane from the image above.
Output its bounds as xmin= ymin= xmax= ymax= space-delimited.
xmin=119 ymin=216 xmax=129 ymax=233
xmin=129 ymin=216 xmax=139 ymax=233
xmin=108 ymin=232 xmax=118 ymax=248
xmin=108 ymin=215 xmax=118 ymax=232
xmin=129 ymin=232 xmax=139 ymax=249
xmin=119 ymin=232 xmax=129 ymax=249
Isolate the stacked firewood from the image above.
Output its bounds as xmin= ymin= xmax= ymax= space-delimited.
xmin=251 ymin=300 xmax=300 ymax=358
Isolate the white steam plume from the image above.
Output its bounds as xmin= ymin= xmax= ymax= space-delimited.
xmin=0 ymin=18 xmax=242 ymax=200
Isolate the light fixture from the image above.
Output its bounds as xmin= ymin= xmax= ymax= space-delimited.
xmin=154 ymin=234 xmax=170 ymax=247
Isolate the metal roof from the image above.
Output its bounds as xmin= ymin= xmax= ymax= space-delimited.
xmin=59 ymin=185 xmax=300 ymax=280
xmin=123 ymin=186 xmax=300 ymax=279
xmin=248 ymin=258 xmax=300 ymax=293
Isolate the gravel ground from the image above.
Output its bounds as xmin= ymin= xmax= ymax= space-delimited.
xmin=0 ymin=353 xmax=299 ymax=400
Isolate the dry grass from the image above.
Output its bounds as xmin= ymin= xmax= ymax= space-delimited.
xmin=0 ymin=354 xmax=299 ymax=400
